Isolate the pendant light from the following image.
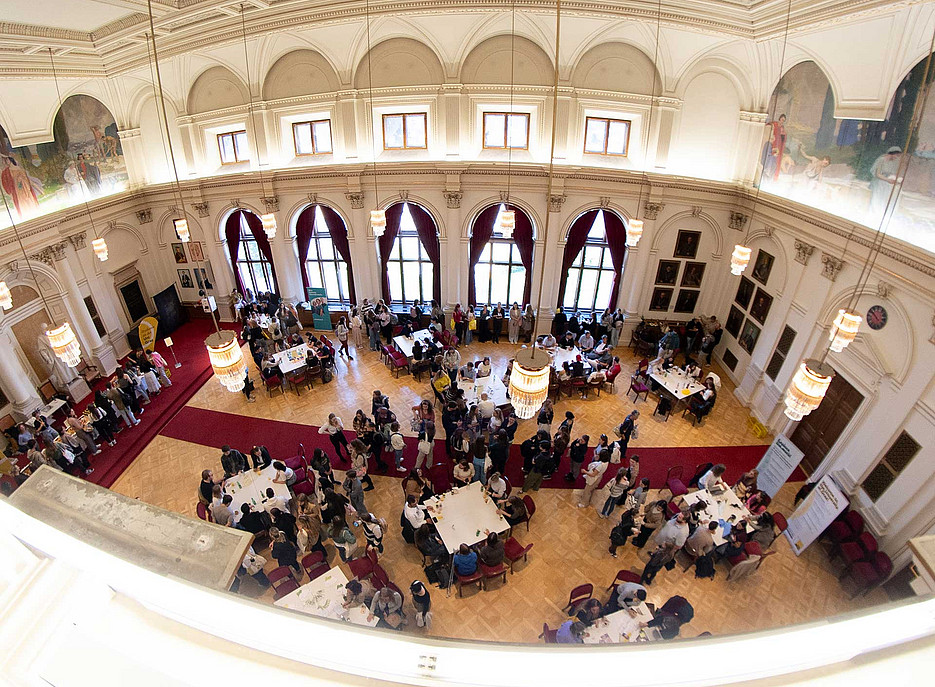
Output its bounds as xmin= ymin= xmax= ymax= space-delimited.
xmin=0 ymin=281 xmax=11 ymax=310
xmin=364 ymin=0 xmax=385 ymax=236
xmin=784 ymin=359 xmax=834 ymax=422
xmin=239 ymin=4 xmax=276 ymax=239
xmin=148 ymin=0 xmax=246 ymax=392
xmin=498 ymin=0 xmax=518 ymax=239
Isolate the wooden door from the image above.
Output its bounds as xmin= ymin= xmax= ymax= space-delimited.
xmin=791 ymin=372 xmax=864 ymax=475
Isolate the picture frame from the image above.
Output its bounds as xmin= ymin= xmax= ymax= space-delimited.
xmin=680 ymin=261 xmax=706 ymax=288
xmin=752 ymin=249 xmax=775 ymax=285
xmin=655 ymin=260 xmax=680 ymax=286
xmin=749 ymin=288 xmax=773 ymax=325
xmin=739 ymin=319 xmax=761 ymax=354
xmin=171 ymin=242 xmax=187 ymax=264
xmin=674 ymin=230 xmax=701 ymax=259
xmin=726 ymin=305 xmax=745 ymax=338
xmin=674 ymin=289 xmax=700 ymax=314
xmin=649 ymin=287 xmax=673 ymax=312
xmin=177 ymin=269 xmax=194 ymax=289
xmin=735 ymin=276 xmax=755 ymax=310
xmin=189 ymin=241 xmax=205 ymax=262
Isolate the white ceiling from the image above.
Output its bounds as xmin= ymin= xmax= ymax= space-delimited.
xmin=0 ymin=0 xmax=134 ymax=33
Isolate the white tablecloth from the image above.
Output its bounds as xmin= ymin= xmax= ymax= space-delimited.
xmin=458 ymin=374 xmax=510 ymax=408
xmin=423 ymin=481 xmax=509 ymax=554
xmin=650 ymin=368 xmax=705 ymax=402
xmin=581 ymin=602 xmax=656 ymax=644
xmin=274 ymin=567 xmax=379 ymax=627
xmin=393 ymin=329 xmax=435 ymax=359
xmin=681 ymin=487 xmax=750 ymax=545
xmin=224 ymin=465 xmax=292 ymax=519
xmin=551 ymin=346 xmax=594 ymax=370
xmin=273 ymin=343 xmax=310 ymax=375
xmin=27 ymin=398 xmax=68 ymax=427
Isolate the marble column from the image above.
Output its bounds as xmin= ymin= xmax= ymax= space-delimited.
xmin=0 ymin=326 xmax=43 ymax=420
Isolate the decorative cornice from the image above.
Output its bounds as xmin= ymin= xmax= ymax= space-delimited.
xmin=643 ymin=202 xmax=664 ymax=220
xmin=67 ymin=232 xmax=86 ymax=250
xmin=548 ymin=194 xmax=566 ymax=213
xmin=443 ymin=191 xmax=462 ymax=209
xmin=345 ymin=192 xmax=365 ymax=209
xmin=794 ymin=239 xmax=815 ymax=265
xmin=821 ymin=252 xmax=845 ymax=282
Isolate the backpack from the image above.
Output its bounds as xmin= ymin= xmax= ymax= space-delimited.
xmin=322 ymin=367 xmax=333 ymax=383
xmin=390 ymin=312 xmax=399 ymax=325
xmin=610 ymin=524 xmax=630 ymax=546
xmin=425 ymin=562 xmax=450 ymax=588
xmin=655 ymin=397 xmax=671 ymax=416
xmin=694 ymin=553 xmax=716 ymax=579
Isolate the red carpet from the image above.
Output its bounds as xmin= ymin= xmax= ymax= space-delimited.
xmin=160 ymin=406 xmax=803 ymax=493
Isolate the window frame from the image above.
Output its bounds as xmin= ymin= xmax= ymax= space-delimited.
xmin=292 ymin=119 xmax=333 ymax=156
xmin=473 ymin=209 xmax=528 ymax=308
xmin=303 ymin=208 xmax=351 ymax=308
xmin=482 ymin=112 xmax=530 ymax=150
xmin=583 ymin=116 xmax=632 ymax=157
xmin=562 ymin=211 xmax=618 ymax=313
xmin=862 ymin=431 xmax=922 ymax=502
xmin=236 ymin=217 xmax=276 ymax=294
xmin=217 ymin=130 xmax=249 ymax=165
xmin=385 ymin=206 xmax=434 ymax=305
xmin=381 ymin=113 xmax=428 ymax=151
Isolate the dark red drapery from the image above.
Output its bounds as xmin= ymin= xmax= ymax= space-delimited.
xmin=378 ymin=203 xmax=405 ymax=303
xmin=295 ymin=204 xmax=357 ymax=304
xmin=555 ymin=209 xmax=599 ymax=307
xmin=408 ymin=203 xmax=441 ymax=304
xmin=224 ymin=212 xmax=244 ymax=295
xmin=512 ymin=208 xmax=535 ymax=305
xmin=225 ymin=210 xmax=280 ymax=296
xmin=602 ymin=210 xmax=629 ymax=309
xmin=467 ymin=204 xmax=499 ymax=305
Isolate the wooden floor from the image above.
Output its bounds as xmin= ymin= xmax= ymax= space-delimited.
xmin=111 ymin=336 xmax=888 ymax=643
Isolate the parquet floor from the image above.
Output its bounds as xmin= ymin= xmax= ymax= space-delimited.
xmin=110 ymin=337 xmax=888 ymax=643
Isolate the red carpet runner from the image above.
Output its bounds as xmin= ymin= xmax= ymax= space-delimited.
xmin=160 ymin=406 xmax=802 ymax=493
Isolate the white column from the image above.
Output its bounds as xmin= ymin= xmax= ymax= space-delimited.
xmin=733 ymin=112 xmax=768 ymax=185
xmin=0 ymin=325 xmax=43 ymax=420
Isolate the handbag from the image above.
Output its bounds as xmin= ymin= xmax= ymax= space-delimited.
xmin=468 ymin=319 xmax=477 ymax=331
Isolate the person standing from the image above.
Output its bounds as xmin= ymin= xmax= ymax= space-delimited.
xmin=507 ymin=303 xmax=522 ymax=344
xmin=617 ymin=410 xmax=639 ymax=455
xmin=334 ymin=317 xmax=354 ymax=360
xmin=270 ymin=527 xmax=303 ymax=580
xmin=410 ymin=580 xmax=432 ymax=629
xmin=641 ymin=542 xmax=677 ymax=585
xmin=319 ymin=413 xmax=351 ymax=462
xmin=608 ymin=506 xmax=640 ymax=557
xmin=578 ymin=455 xmax=609 ymax=508
xmin=65 ymin=409 xmax=100 ymax=456
xmin=599 ymin=467 xmax=630 ymax=518
xmin=536 ymin=399 xmax=554 ymax=435
xmin=565 ymin=434 xmax=590 ymax=483
xmin=389 ymin=422 xmax=407 ymax=472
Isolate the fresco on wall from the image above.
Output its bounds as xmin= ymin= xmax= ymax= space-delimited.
xmin=0 ymin=95 xmax=127 ymax=228
xmin=759 ymin=60 xmax=935 ymax=254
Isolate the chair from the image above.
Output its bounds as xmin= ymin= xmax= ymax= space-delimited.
xmin=826 ymin=510 xmax=864 ymax=544
xmin=371 ymin=564 xmax=390 ymax=590
xmin=604 ymin=366 xmax=621 ymax=393
xmin=521 ymin=495 xmax=536 ymax=532
xmin=380 ymin=345 xmax=393 ymax=365
xmin=293 ymin=467 xmax=307 ymax=483
xmin=301 ymin=552 xmax=327 ymax=578
xmin=665 ymin=465 xmax=688 ymax=498
xmin=456 ymin=568 xmax=485 ymax=596
xmin=390 ymin=352 xmax=410 ymax=377
xmin=196 ymin=502 xmax=213 ymax=522
xmin=291 ymin=480 xmax=315 ymax=496
xmin=841 ymin=551 xmax=892 ymax=598
xmin=348 ymin=547 xmax=379 ymax=580
xmin=772 ymin=512 xmax=789 ymax=540
xmin=636 ymin=358 xmax=649 ymax=375
xmin=76 ymin=359 xmax=101 ymax=384
xmin=563 ymin=583 xmax=593 ymax=614
xmin=287 ymin=369 xmax=311 ymax=394
xmin=835 ymin=532 xmax=879 ymax=568
xmin=38 ymin=382 xmax=57 ymax=403
xmin=269 ymin=566 xmax=300 ymax=600
xmin=666 ymin=500 xmax=681 ymax=518
xmin=480 ymin=562 xmax=507 ymax=589
xmin=727 ymin=555 xmax=761 ymax=581
xmin=503 ymin=537 xmax=533 ymax=574
xmin=627 ymin=374 xmax=650 ymax=402
xmin=264 ymin=374 xmax=284 ymax=397
xmin=588 ymin=377 xmax=603 ymax=397
xmin=501 ymin=475 xmax=513 ymax=498
xmin=539 ymin=623 xmax=558 ymax=644
xmin=606 ymin=569 xmax=641 ymax=591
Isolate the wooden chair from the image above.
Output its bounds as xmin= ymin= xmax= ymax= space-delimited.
xmin=503 ymin=537 xmax=533 ymax=574
xmin=772 ymin=512 xmax=789 ymax=545
xmin=603 ymin=367 xmax=621 ymax=393
xmin=841 ymin=551 xmax=892 ymax=598
xmin=76 ymin=359 xmax=101 ymax=384
xmin=665 ymin=465 xmax=689 ymax=498
xmin=562 ymin=583 xmax=593 ymax=614
xmin=264 ymin=374 xmax=284 ymax=397
xmin=269 ymin=566 xmax=300 ymax=600
xmin=480 ymin=562 xmax=507 ymax=589
xmin=456 ymin=569 xmax=484 ymax=596
xmin=38 ymin=382 xmax=57 ymax=403
xmin=371 ymin=564 xmax=390 ymax=590
xmin=287 ymin=369 xmax=312 ymax=395
xmin=606 ymin=569 xmax=641 ymax=591
xmin=521 ymin=495 xmax=536 ymax=532
xmin=348 ymin=548 xmax=379 ymax=580
xmin=627 ymin=374 xmax=650 ymax=402
xmin=301 ymin=551 xmax=327 ymax=578
xmin=539 ymin=623 xmax=558 ymax=643
xmin=196 ymin=502 xmax=213 ymax=522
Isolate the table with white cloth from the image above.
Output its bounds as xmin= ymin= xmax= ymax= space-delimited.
xmin=681 ymin=487 xmax=751 ymax=546
xmin=26 ymin=398 xmax=68 ymax=427
xmin=272 ymin=343 xmax=310 ymax=375
xmin=649 ymin=367 xmax=705 ymax=412
xmin=581 ymin=602 xmax=658 ymax=644
xmin=393 ymin=329 xmax=435 ymax=359
xmin=274 ymin=567 xmax=379 ymax=627
xmin=551 ymin=346 xmax=595 ymax=370
xmin=423 ymin=481 xmax=509 ymax=554
xmin=223 ymin=465 xmax=292 ymax=520
xmin=458 ymin=374 xmax=510 ymax=408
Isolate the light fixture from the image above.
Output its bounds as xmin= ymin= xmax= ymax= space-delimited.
xmin=47 ymin=322 xmax=82 ymax=367
xmin=626 ymin=218 xmax=643 ymax=247
xmin=363 ymin=0 xmax=384 ymax=238
xmin=261 ymin=212 xmax=277 ymax=239
xmin=508 ymin=347 xmax=551 ymax=419
xmin=205 ymin=330 xmax=247 ymax=392
xmin=370 ymin=209 xmax=386 ymax=237
xmin=173 ymin=217 xmax=190 ymax=242
xmin=498 ymin=209 xmax=515 ymax=239
xmin=91 ymin=237 xmax=109 ymax=261
xmin=0 ymin=281 xmax=11 ymax=310
xmin=784 ymin=359 xmax=834 ymax=421
xmin=730 ymin=244 xmax=752 ymax=275
xmin=829 ymin=309 xmax=862 ymax=352
xmin=499 ymin=0 xmax=518 ymax=238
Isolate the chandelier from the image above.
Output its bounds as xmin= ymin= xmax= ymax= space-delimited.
xmin=829 ymin=309 xmax=861 ymax=352
xmin=0 ymin=281 xmax=11 ymax=310
xmin=173 ymin=217 xmax=190 ymax=242
xmin=205 ymin=331 xmax=248 ymax=392
xmin=92 ymin=237 xmax=109 ymax=261
xmin=370 ymin=209 xmax=387 ymax=237
xmin=784 ymin=359 xmax=834 ymax=422
xmin=47 ymin=322 xmax=82 ymax=367
xmin=508 ymin=347 xmax=552 ymax=419
xmin=730 ymin=244 xmax=752 ymax=275
xmin=626 ymin=218 xmax=643 ymax=247
xmin=498 ymin=209 xmax=515 ymax=239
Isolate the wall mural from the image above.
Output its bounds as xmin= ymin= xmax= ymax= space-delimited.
xmin=759 ymin=59 xmax=935 ymax=254
xmin=0 ymin=95 xmax=127 ymax=227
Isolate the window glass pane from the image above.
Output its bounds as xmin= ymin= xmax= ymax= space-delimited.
xmin=337 ymin=264 xmax=349 ymax=302
xmin=584 ymin=119 xmax=607 ymax=153
xmin=401 ymin=236 xmax=420 ymax=260
xmin=607 ymin=120 xmax=629 ymax=155
xmin=388 ymin=263 xmax=403 ymax=302
xmin=422 ymin=263 xmax=433 ymax=301
xmin=595 ymin=271 xmax=614 ymax=311
xmin=578 ymin=270 xmax=598 ymax=308
xmin=219 ymin=135 xmax=235 ymax=163
xmin=602 ymin=248 xmax=614 ymax=268
xmin=474 ymin=264 xmax=491 ymax=304
xmin=383 ymin=115 xmax=404 ymax=148
xmin=511 ymin=245 xmax=522 ymax=262
xmin=484 ymin=114 xmax=506 ymax=147
xmin=508 ymin=266 xmax=526 ymax=305
xmin=252 ymin=264 xmax=267 ymax=292
xmin=563 ymin=269 xmax=580 ymax=309
xmin=491 ymin=265 xmax=509 ymax=300
xmin=583 ymin=246 xmax=602 ymax=267
xmin=234 ymin=132 xmax=249 ymax=160
xmin=294 ymin=123 xmax=313 ymax=155
xmin=403 ymin=262 xmax=421 ymax=299
xmin=588 ymin=211 xmax=606 ymax=239
xmin=322 ymin=262 xmax=340 ymax=300
xmin=318 ymin=237 xmax=335 ymax=260
xmin=492 ymin=242 xmax=511 ymax=263
xmin=405 ymin=114 xmax=426 ymax=148
xmin=237 ymin=242 xmax=248 ymax=260
xmin=313 ymin=121 xmax=332 ymax=153
xmin=246 ymin=241 xmax=261 ymax=260
xmin=308 ymin=261 xmax=324 ymax=288
xmin=507 ymin=114 xmax=528 ymax=148
xmin=239 ymin=264 xmax=253 ymax=290
xmin=390 ymin=239 xmax=401 ymax=260
xmin=479 ymin=243 xmax=491 ymax=262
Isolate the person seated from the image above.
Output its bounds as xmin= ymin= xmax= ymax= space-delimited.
xmin=478 ymin=532 xmax=504 ymax=567
xmin=590 ymin=335 xmax=611 ymax=357
xmin=238 ymin=503 xmax=271 ymax=535
xmin=263 ymin=487 xmax=290 ymax=514
xmin=698 ymin=463 xmax=727 ymax=493
xmin=733 ymin=469 xmax=759 ymax=499
xmin=453 ymin=543 xmax=478 ymax=576
xmin=452 ymin=457 xmax=475 ymax=487
xmin=684 ymin=360 xmax=703 ymax=381
xmin=485 ymin=471 xmax=509 ymax=502
xmin=476 ymin=357 xmax=492 ymax=378
xmin=557 ymin=361 xmax=573 ymax=381
xmin=344 ymin=578 xmax=376 ymax=608
xmin=575 ymin=598 xmax=603 ymax=626
xmin=370 ymin=586 xmax=404 ymax=629
xmin=605 ymin=356 xmax=622 ymax=380
xmin=403 ymin=494 xmax=427 ymax=530
xmin=497 ymin=495 xmax=527 ymax=526
xmin=745 ymin=490 xmax=771 ymax=516
xmin=415 ymin=523 xmax=446 ymax=561
xmin=476 ymin=392 xmax=495 ymax=420
xmin=747 ymin=512 xmax=776 ymax=548
xmin=569 ymin=357 xmax=585 ymax=378
xmin=714 ymin=529 xmax=746 ymax=560
xmin=411 ymin=339 xmax=424 ymax=362
xmin=540 ymin=333 xmax=557 ymax=348
xmin=261 ymin=354 xmax=282 ymax=379
xmin=589 ymin=349 xmax=613 ymax=369
xmin=578 ymin=330 xmax=595 ymax=353
xmin=558 ymin=330 xmax=577 ymax=350
xmin=555 ymin=620 xmax=586 ymax=644
xmin=399 ymin=321 xmax=414 ymax=338
xmin=459 ymin=362 xmax=477 ymax=382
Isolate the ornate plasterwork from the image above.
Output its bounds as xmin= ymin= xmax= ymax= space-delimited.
xmin=821 ymin=252 xmax=844 ymax=282
xmin=548 ymin=194 xmax=566 ymax=213
xmin=443 ymin=191 xmax=462 ymax=209
xmin=192 ymin=202 xmax=210 ymax=218
xmin=67 ymin=232 xmax=86 ymax=250
xmin=794 ymin=239 xmax=815 ymax=265
xmin=644 ymin=202 xmax=664 ymax=220
xmin=345 ymin=192 xmax=364 ymax=209
xmin=261 ymin=196 xmax=279 ymax=213
xmin=136 ymin=209 xmax=153 ymax=225
xmin=728 ymin=211 xmax=748 ymax=230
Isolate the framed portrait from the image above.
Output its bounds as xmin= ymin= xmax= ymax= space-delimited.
xmin=171 ymin=242 xmax=187 ymax=264
xmin=739 ymin=319 xmax=761 ymax=354
xmin=680 ymin=261 xmax=706 ymax=288
xmin=674 ymin=230 xmax=701 ymax=259
xmin=726 ymin=305 xmax=744 ymax=338
xmin=735 ymin=276 xmax=755 ymax=310
xmin=655 ymin=260 xmax=680 ymax=286
xmin=674 ymin=289 xmax=700 ymax=314
xmin=177 ymin=269 xmax=194 ymax=289
xmin=649 ymin=287 xmax=673 ymax=312
xmin=189 ymin=241 xmax=205 ymax=262
xmin=749 ymin=288 xmax=773 ymax=325
xmin=752 ymin=249 xmax=775 ymax=285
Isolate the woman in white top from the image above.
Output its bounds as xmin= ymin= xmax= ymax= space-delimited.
xmin=318 ymin=413 xmax=351 ymax=462
xmin=578 ymin=456 xmax=609 ymax=508
xmin=508 ymin=303 xmax=522 ymax=344
xmin=486 ymin=471 xmax=509 ymax=502
xmin=698 ymin=463 xmax=727 ymax=492
xmin=350 ymin=308 xmax=365 ymax=348
xmin=476 ymin=356 xmax=492 ymax=378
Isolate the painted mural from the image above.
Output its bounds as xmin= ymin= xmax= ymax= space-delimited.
xmin=0 ymin=95 xmax=127 ymax=228
xmin=759 ymin=59 xmax=935 ymax=254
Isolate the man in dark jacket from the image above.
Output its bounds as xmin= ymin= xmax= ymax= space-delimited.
xmin=221 ymin=444 xmax=249 ymax=478
xmin=238 ymin=504 xmax=271 ymax=535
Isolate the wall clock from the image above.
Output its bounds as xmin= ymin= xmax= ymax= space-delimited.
xmin=867 ymin=305 xmax=887 ymax=330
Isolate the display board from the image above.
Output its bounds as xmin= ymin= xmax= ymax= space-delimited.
xmin=755 ymin=434 xmax=805 ymax=498
xmin=305 ymin=287 xmax=332 ymax=330
xmin=783 ymin=474 xmax=849 ymax=556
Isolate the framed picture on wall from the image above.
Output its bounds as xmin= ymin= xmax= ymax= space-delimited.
xmin=726 ymin=305 xmax=744 ymax=338
xmin=735 ymin=276 xmax=755 ymax=309
xmin=171 ymin=243 xmax=187 ymax=264
xmin=649 ymin=287 xmax=673 ymax=312
xmin=680 ymin=261 xmax=705 ymax=288
xmin=739 ymin=319 xmax=761 ymax=354
xmin=752 ymin=249 xmax=775 ymax=285
xmin=674 ymin=230 xmax=701 ymax=258
xmin=178 ymin=269 xmax=194 ymax=289
xmin=674 ymin=289 xmax=700 ymax=313
xmin=189 ymin=241 xmax=205 ymax=262
xmin=655 ymin=260 xmax=680 ymax=285
xmin=749 ymin=288 xmax=773 ymax=324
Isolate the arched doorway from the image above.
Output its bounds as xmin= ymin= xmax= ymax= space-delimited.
xmin=467 ymin=203 xmax=535 ymax=307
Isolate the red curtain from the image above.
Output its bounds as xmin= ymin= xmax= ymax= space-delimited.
xmin=224 ymin=212 xmax=244 ymax=295
xmin=555 ymin=209 xmax=599 ymax=307
xmin=296 ymin=204 xmax=357 ymax=304
xmin=408 ymin=203 xmax=441 ymax=303
xmin=513 ymin=207 xmax=535 ymax=305
xmin=226 ymin=210 xmax=280 ymax=296
xmin=603 ymin=210 xmax=629 ymax=309
xmin=295 ymin=206 xmax=314 ymax=291
xmin=467 ymin=204 xmax=500 ymax=305
xmin=378 ymin=203 xmax=405 ymax=303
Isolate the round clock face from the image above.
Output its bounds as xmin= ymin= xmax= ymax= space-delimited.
xmin=867 ymin=305 xmax=887 ymax=330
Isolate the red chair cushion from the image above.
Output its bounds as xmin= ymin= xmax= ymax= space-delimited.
xmin=849 ymin=561 xmax=880 ymax=586
xmin=727 ymin=551 xmax=748 ymax=566
xmin=667 ymin=479 xmax=688 ymax=497
xmin=827 ymin=521 xmax=854 ymax=542
xmin=839 ymin=541 xmax=867 ymax=565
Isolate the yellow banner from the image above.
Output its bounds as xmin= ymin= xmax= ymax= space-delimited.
xmin=138 ymin=316 xmax=159 ymax=352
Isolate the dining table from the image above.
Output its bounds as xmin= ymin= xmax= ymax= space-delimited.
xmin=649 ymin=366 xmax=705 ymax=412
xmin=274 ymin=567 xmax=379 ymax=627
xmin=223 ymin=464 xmax=292 ymax=520
xmin=581 ymin=602 xmax=659 ymax=644
xmin=681 ymin=486 xmax=751 ymax=545
xmin=393 ymin=329 xmax=435 ymax=359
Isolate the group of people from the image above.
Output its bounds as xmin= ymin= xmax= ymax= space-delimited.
xmin=551 ymin=307 xmax=627 ymax=348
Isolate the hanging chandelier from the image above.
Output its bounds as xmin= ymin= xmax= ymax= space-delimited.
xmin=363 ymin=0 xmax=385 ymax=238
xmin=730 ymin=244 xmax=752 ymax=275
xmin=784 ymin=359 xmax=834 ymax=421
xmin=498 ymin=209 xmax=516 ymax=239
xmin=0 ymin=281 xmax=11 ymax=310
xmin=173 ymin=217 xmax=190 ymax=242
xmin=205 ymin=330 xmax=248 ymax=392
xmin=47 ymin=322 xmax=82 ymax=367
xmin=626 ymin=218 xmax=643 ymax=247
xmin=92 ymin=237 xmax=109 ymax=261
xmin=508 ymin=347 xmax=551 ymax=419
xmin=261 ymin=212 xmax=277 ymax=239
xmin=371 ymin=209 xmax=386 ymax=237
xmin=829 ymin=309 xmax=862 ymax=352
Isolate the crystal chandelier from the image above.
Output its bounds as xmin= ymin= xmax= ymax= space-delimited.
xmin=47 ymin=322 xmax=82 ymax=367
xmin=829 ymin=309 xmax=862 ymax=353
xmin=508 ymin=347 xmax=551 ymax=419
xmin=370 ymin=209 xmax=387 ymax=237
xmin=0 ymin=282 xmax=11 ymax=310
xmin=174 ymin=218 xmax=190 ymax=242
xmin=626 ymin=219 xmax=643 ymax=247
xmin=498 ymin=209 xmax=515 ymax=238
xmin=784 ymin=359 xmax=834 ymax=422
xmin=730 ymin=244 xmax=752 ymax=275
xmin=92 ymin=237 xmax=109 ymax=261
xmin=261 ymin=212 xmax=277 ymax=239
xmin=205 ymin=331 xmax=247 ymax=392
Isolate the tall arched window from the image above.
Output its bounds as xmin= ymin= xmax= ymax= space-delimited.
xmin=558 ymin=209 xmax=628 ymax=312
xmin=468 ymin=203 xmax=535 ymax=307
xmin=225 ymin=210 xmax=278 ymax=296
xmin=378 ymin=202 xmax=441 ymax=304
xmin=296 ymin=204 xmax=355 ymax=307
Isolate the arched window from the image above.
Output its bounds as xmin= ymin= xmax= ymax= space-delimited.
xmin=467 ymin=203 xmax=535 ymax=307
xmin=558 ymin=209 xmax=628 ymax=312
xmin=378 ymin=202 xmax=441 ymax=304
xmin=296 ymin=204 xmax=355 ymax=307
xmin=225 ymin=210 xmax=278 ymax=296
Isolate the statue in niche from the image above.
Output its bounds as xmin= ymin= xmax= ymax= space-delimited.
xmin=37 ymin=325 xmax=77 ymax=390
